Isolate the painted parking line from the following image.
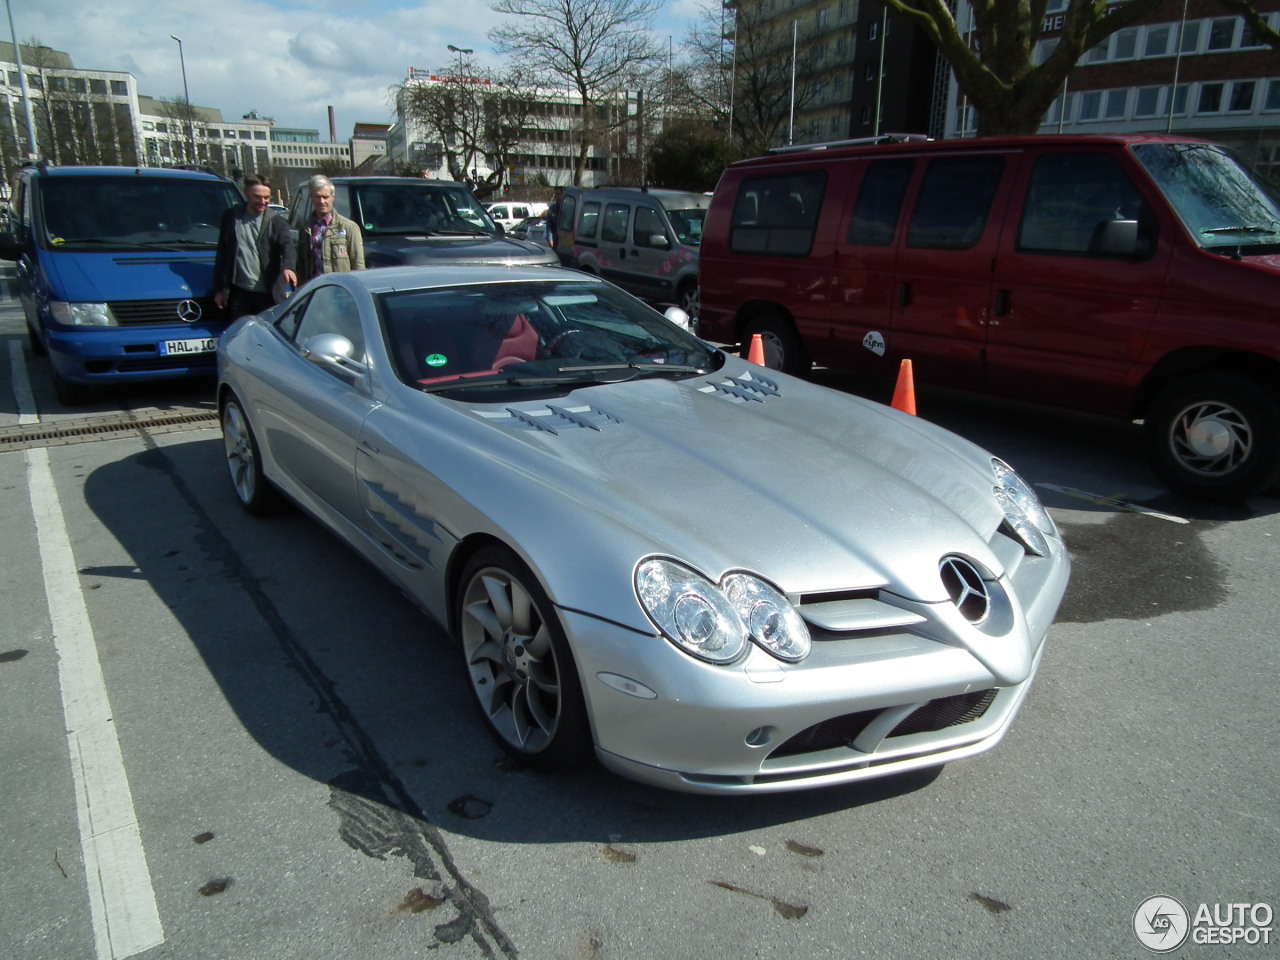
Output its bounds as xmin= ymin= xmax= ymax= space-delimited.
xmin=8 ymin=339 xmax=38 ymax=425
xmin=26 ymin=446 xmax=164 ymax=959
xmin=1037 ymin=482 xmax=1190 ymax=524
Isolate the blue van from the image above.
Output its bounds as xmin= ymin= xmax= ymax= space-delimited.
xmin=0 ymin=163 xmax=244 ymax=403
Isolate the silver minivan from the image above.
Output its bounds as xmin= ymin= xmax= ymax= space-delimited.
xmin=566 ymin=187 xmax=708 ymax=319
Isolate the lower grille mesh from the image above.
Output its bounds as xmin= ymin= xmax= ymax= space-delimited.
xmin=769 ymin=689 xmax=997 ymax=760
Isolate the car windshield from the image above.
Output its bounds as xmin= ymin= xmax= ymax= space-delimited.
xmin=352 ymin=183 xmax=496 ymax=237
xmin=378 ymin=279 xmax=721 ymax=394
xmin=666 ymin=207 xmax=707 ymax=245
xmin=1131 ymin=142 xmax=1280 ymax=252
xmin=37 ymin=176 xmax=241 ymax=250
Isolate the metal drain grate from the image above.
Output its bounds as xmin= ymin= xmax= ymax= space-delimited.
xmin=0 ymin=411 xmax=220 ymax=450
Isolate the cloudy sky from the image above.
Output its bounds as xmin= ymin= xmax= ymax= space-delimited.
xmin=14 ymin=0 xmax=705 ymax=134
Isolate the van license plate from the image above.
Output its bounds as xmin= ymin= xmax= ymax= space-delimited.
xmin=160 ymin=337 xmax=217 ymax=356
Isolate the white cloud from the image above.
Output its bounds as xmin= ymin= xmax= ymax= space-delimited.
xmin=13 ymin=0 xmax=698 ymax=132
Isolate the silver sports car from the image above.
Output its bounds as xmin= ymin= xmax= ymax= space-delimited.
xmin=217 ymin=265 xmax=1070 ymax=795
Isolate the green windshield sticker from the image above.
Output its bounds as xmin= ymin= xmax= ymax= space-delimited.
xmin=425 ymin=353 xmax=448 ymax=367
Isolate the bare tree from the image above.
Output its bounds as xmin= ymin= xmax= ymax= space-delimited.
xmin=880 ymin=0 xmax=1278 ymax=136
xmin=489 ymin=0 xmax=663 ymax=184
xmin=396 ymin=62 xmax=539 ymax=199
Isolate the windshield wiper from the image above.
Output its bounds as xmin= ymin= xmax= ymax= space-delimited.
xmin=1201 ymin=224 xmax=1280 ymax=235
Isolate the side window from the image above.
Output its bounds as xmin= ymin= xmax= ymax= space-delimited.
xmin=1017 ymin=152 xmax=1153 ymax=256
xmin=847 ymin=159 xmax=913 ymax=246
xmin=729 ymin=171 xmax=827 ymax=257
xmin=293 ymin=285 xmax=365 ymax=359
xmin=601 ymin=202 xmax=630 ymax=243
xmin=633 ymin=205 xmax=667 ymax=247
xmin=577 ymin=200 xmax=600 ymax=240
xmin=906 ymin=156 xmax=1005 ymax=250
xmin=275 ymin=290 xmax=311 ymax=341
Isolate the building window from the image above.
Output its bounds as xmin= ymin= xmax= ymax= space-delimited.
xmin=1171 ymin=84 xmax=1190 ymax=115
xmin=1144 ymin=24 xmax=1172 ymax=57
xmin=868 ymin=22 xmax=877 ymax=41
xmin=1207 ymin=17 xmax=1236 ymax=50
xmin=70 ymin=78 xmax=86 ymax=93
xmin=143 ymin=121 xmax=155 ymax=131
xmin=254 ymin=131 xmax=267 ymax=140
xmin=1198 ymin=82 xmax=1224 ymax=113
xmin=1266 ymin=79 xmax=1280 ymax=111
xmin=155 ymin=122 xmax=168 ymax=134
xmin=1078 ymin=90 xmax=1102 ymax=121
xmin=865 ymin=62 xmax=877 ymax=81
xmin=26 ymin=74 xmax=41 ymax=89
xmin=1134 ymin=86 xmax=1162 ymax=117
xmin=1227 ymin=80 xmax=1256 ymax=112
xmin=817 ymin=6 xmax=829 ymax=29
xmin=1178 ymin=20 xmax=1201 ymax=53
xmin=90 ymin=78 xmax=107 ymax=95
xmin=1112 ymin=27 xmax=1137 ymax=60
xmin=48 ymin=76 xmax=66 ymax=92
xmin=110 ymin=79 xmax=127 ymax=95
xmin=1104 ymin=89 xmax=1127 ymax=119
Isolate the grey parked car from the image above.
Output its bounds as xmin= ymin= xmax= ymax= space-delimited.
xmin=287 ymin=176 xmax=556 ymax=268
xmin=217 ymin=265 xmax=1069 ymax=794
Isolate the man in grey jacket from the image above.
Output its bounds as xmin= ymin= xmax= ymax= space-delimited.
xmin=213 ymin=174 xmax=297 ymax=320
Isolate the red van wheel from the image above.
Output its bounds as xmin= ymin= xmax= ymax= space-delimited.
xmin=1144 ymin=373 xmax=1280 ymax=501
xmin=741 ymin=313 xmax=809 ymax=376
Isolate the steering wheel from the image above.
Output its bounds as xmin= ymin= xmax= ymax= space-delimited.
xmin=544 ymin=328 xmax=585 ymax=355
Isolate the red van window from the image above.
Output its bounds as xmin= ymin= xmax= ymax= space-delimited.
xmin=906 ymin=156 xmax=1004 ymax=251
xmin=848 ymin=159 xmax=913 ymax=246
xmin=729 ymin=171 xmax=826 ymax=257
xmin=1017 ymin=152 xmax=1151 ymax=256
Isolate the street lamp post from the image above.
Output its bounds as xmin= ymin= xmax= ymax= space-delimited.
xmin=170 ymin=35 xmax=196 ymax=163
xmin=446 ymin=44 xmax=473 ymax=77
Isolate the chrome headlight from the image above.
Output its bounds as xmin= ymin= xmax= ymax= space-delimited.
xmin=50 ymin=301 xmax=117 ymax=327
xmin=722 ymin=572 xmax=811 ymax=662
xmin=992 ymin=458 xmax=1054 ymax=557
xmin=636 ymin=559 xmax=747 ymax=663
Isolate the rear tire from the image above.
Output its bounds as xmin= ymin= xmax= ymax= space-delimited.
xmin=1144 ymin=372 xmax=1280 ymax=501
xmin=741 ymin=312 xmax=809 ymax=376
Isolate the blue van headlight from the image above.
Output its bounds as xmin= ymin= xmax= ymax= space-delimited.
xmin=50 ymin=302 xmax=118 ymax=327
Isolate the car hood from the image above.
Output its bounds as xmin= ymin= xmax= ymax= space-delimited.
xmin=39 ymin=249 xmax=217 ymax=301
xmin=364 ymin=234 xmax=558 ymax=267
xmin=442 ymin=364 xmax=1010 ymax=605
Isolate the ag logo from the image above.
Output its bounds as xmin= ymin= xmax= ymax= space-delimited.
xmin=424 ymin=353 xmax=448 ymax=367
xmin=862 ymin=331 xmax=886 ymax=357
xmin=1134 ymin=896 xmax=1190 ymax=952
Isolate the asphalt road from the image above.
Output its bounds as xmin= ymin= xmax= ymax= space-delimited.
xmin=1 ymin=290 xmax=1276 ymax=960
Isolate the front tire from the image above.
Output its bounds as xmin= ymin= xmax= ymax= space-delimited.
xmin=457 ymin=546 xmax=591 ymax=771
xmin=1144 ymin=373 xmax=1280 ymax=501
xmin=222 ymin=396 xmax=282 ymax=515
xmin=741 ymin=312 xmax=810 ymax=376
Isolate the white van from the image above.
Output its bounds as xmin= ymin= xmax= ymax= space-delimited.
xmin=486 ymin=200 xmax=549 ymax=231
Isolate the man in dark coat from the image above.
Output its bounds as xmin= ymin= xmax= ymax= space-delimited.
xmin=214 ymin=174 xmax=297 ymax=320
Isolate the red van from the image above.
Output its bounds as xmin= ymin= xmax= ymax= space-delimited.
xmin=699 ymin=134 xmax=1280 ymax=501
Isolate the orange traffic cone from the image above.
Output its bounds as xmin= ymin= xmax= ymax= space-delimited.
xmin=891 ymin=358 xmax=916 ymax=415
xmin=747 ymin=333 xmax=765 ymax=365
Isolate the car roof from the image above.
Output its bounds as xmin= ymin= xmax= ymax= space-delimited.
xmin=579 ymin=186 xmax=711 ymax=209
xmin=326 ymin=264 xmax=599 ymax=294
xmin=724 ymin=132 xmax=1218 ymax=170
xmin=327 ymin=177 xmax=465 ymax=187
xmin=21 ymin=163 xmax=227 ymax=182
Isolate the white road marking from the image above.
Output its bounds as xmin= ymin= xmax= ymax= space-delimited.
xmin=1037 ymin=482 xmax=1190 ymax=523
xmin=26 ymin=446 xmax=165 ymax=959
xmin=7 ymin=339 xmax=39 ymax=424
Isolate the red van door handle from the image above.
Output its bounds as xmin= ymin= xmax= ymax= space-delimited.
xmin=898 ymin=281 xmax=912 ymax=307
xmin=994 ymin=289 xmax=1011 ymax=316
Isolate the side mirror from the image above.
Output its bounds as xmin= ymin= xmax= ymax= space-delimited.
xmin=649 ymin=234 xmax=671 ymax=249
xmin=494 ymin=222 xmax=506 ymax=236
xmin=664 ymin=305 xmax=691 ymax=332
xmin=302 ymin=333 xmax=366 ymax=379
xmin=1089 ymin=219 xmax=1140 ymax=257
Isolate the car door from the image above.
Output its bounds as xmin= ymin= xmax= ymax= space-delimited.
xmin=984 ymin=146 xmax=1170 ymax=414
xmin=254 ymin=284 xmax=379 ymax=529
xmin=625 ymin=203 xmax=677 ymax=301
xmin=888 ymin=150 xmax=1019 ymax=390
xmin=595 ymin=201 xmax=642 ymax=295
xmin=830 ymin=157 xmax=914 ymax=373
